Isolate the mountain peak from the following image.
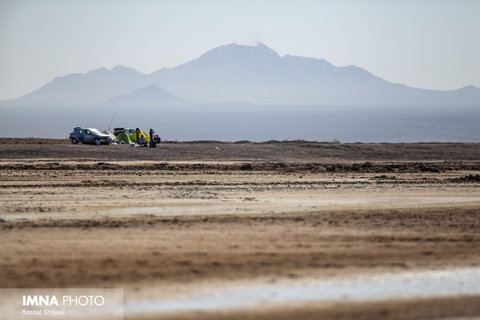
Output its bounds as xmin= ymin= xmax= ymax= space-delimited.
xmin=87 ymin=67 xmax=108 ymax=75
xmin=132 ymin=83 xmax=167 ymax=93
xmin=110 ymin=65 xmax=143 ymax=75
xmin=254 ymin=42 xmax=279 ymax=57
xmin=107 ymin=84 xmax=188 ymax=106
xmin=112 ymin=65 xmax=129 ymax=71
xmin=452 ymin=85 xmax=480 ymax=93
xmin=199 ymin=42 xmax=280 ymax=61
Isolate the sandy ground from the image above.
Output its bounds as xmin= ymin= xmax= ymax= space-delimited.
xmin=0 ymin=142 xmax=480 ymax=319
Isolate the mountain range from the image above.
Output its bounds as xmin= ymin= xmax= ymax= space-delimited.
xmin=1 ymin=43 xmax=479 ymax=141
xmin=4 ymin=43 xmax=480 ymax=107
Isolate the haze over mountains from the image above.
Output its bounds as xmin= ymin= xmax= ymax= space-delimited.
xmin=1 ymin=43 xmax=479 ymax=141
xmin=4 ymin=43 xmax=480 ymax=107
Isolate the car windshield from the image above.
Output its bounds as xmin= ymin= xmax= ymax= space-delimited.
xmin=88 ymin=128 xmax=103 ymax=135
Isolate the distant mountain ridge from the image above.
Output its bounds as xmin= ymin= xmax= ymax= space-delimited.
xmin=106 ymin=84 xmax=191 ymax=106
xmin=4 ymin=43 xmax=480 ymax=107
xmin=12 ymin=65 xmax=150 ymax=106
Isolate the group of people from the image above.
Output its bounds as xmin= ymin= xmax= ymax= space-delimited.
xmin=136 ymin=128 xmax=161 ymax=148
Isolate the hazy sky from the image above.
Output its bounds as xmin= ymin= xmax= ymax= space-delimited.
xmin=1 ymin=0 xmax=479 ymax=99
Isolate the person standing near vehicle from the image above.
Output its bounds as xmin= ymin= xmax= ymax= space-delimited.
xmin=135 ymin=128 xmax=140 ymax=145
xmin=149 ymin=128 xmax=155 ymax=148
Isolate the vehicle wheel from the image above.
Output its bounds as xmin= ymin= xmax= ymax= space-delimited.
xmin=94 ymin=138 xmax=101 ymax=146
xmin=71 ymin=138 xmax=78 ymax=144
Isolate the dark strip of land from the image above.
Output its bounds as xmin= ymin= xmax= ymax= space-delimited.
xmin=0 ymin=141 xmax=479 ymax=162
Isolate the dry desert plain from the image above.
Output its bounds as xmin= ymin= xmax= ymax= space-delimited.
xmin=1 ymin=141 xmax=480 ymax=319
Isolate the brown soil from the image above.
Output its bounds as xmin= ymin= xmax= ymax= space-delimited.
xmin=0 ymin=143 xmax=480 ymax=319
xmin=0 ymin=141 xmax=479 ymax=161
xmin=1 ymin=206 xmax=480 ymax=289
